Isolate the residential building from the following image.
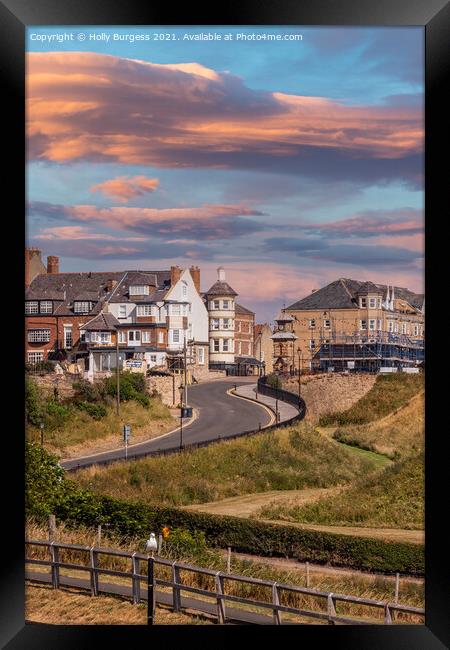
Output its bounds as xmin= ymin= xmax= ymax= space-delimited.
xmin=254 ymin=323 xmax=274 ymax=374
xmin=204 ymin=267 xmax=238 ymax=366
xmin=235 ymin=303 xmax=254 ymax=358
xmin=282 ymin=278 xmax=425 ymax=372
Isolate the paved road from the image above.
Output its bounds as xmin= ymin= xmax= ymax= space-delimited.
xmin=62 ymin=378 xmax=272 ymax=472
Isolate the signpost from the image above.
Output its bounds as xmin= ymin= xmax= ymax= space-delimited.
xmin=123 ymin=425 xmax=131 ymax=459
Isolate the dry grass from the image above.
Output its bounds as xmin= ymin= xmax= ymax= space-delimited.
xmin=25 ymin=583 xmax=211 ymax=625
xmin=25 ymin=519 xmax=424 ymax=624
xmin=333 ymin=392 xmax=424 ymax=459
xmin=71 ymin=423 xmax=374 ymax=506
xmin=27 ymin=400 xmax=174 ymax=459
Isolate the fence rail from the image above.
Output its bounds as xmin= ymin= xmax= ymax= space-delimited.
xmin=65 ymin=378 xmax=306 ymax=473
xmin=25 ymin=539 xmax=423 ymax=626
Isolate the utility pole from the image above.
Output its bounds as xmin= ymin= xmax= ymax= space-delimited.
xmin=183 ymin=334 xmax=188 ymax=407
xmin=297 ymin=349 xmax=302 ymax=397
xmin=116 ymin=329 xmax=120 ymax=416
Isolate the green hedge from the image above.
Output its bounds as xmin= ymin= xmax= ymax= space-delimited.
xmin=26 ymin=443 xmax=424 ymax=576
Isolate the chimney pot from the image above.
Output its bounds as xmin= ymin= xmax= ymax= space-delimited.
xmin=47 ymin=256 xmax=59 ymax=275
xmin=189 ymin=266 xmax=201 ymax=293
xmin=217 ymin=267 xmax=226 ymax=282
xmin=170 ymin=265 xmax=182 ymax=286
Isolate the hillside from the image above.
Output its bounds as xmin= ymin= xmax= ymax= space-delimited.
xmin=72 ymin=423 xmax=374 ymax=506
xmin=332 ymin=391 xmax=424 ymax=459
xmin=257 ymin=454 xmax=424 ymax=530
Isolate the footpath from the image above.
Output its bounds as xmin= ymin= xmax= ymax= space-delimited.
xmin=232 ymin=383 xmax=299 ymax=424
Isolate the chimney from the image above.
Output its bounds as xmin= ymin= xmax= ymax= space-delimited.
xmin=25 ymin=247 xmax=43 ymax=288
xmin=189 ymin=266 xmax=201 ymax=293
xmin=106 ymin=279 xmax=118 ymax=292
xmin=47 ymin=255 xmax=59 ymax=275
xmin=217 ymin=267 xmax=226 ymax=282
xmin=170 ymin=265 xmax=182 ymax=286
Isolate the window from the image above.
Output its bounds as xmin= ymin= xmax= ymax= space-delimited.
xmin=118 ymin=330 xmax=126 ymax=343
xmin=401 ymin=323 xmax=408 ymax=334
xmin=213 ymin=340 xmax=220 ymax=352
xmin=137 ymin=304 xmax=153 ymax=317
xmin=236 ymin=320 xmax=241 ymax=332
xmin=74 ymin=301 xmax=91 ymax=313
xmin=158 ymin=331 xmax=164 ymax=344
xmin=64 ymin=327 xmax=73 ymax=348
xmin=413 ymin=324 xmax=419 ymax=336
xmin=197 ymin=347 xmax=205 ymax=365
xmin=182 ymin=304 xmax=188 ymax=315
xmin=360 ymin=320 xmax=367 ymax=330
xmin=360 ymin=297 xmax=367 ymax=308
xmin=172 ymin=329 xmax=180 ymax=343
xmin=182 ymin=283 xmax=187 ymax=298
xmin=118 ymin=305 xmax=127 ymax=318
xmin=150 ymin=354 xmax=157 ymax=363
xmin=377 ymin=298 xmax=382 ymax=308
xmin=28 ymin=329 xmax=50 ymax=343
xmin=27 ymin=351 xmax=43 ymax=364
xmin=388 ymin=321 xmax=394 ymax=333
xmin=222 ymin=300 xmax=229 ymax=309
xmin=369 ymin=298 xmax=376 ymax=308
xmin=323 ymin=319 xmax=330 ymax=329
xmin=25 ymin=301 xmax=38 ymax=314
xmin=128 ymin=330 xmax=141 ymax=342
xmin=99 ymin=332 xmax=111 ymax=343
xmin=369 ymin=319 xmax=376 ymax=331
xmin=394 ymin=322 xmax=399 ymax=333
xmin=223 ymin=339 xmax=229 ymax=352
xmin=80 ymin=330 xmax=86 ymax=342
xmin=211 ymin=318 xmax=220 ymax=330
xmin=142 ymin=331 xmax=150 ymax=343
xmin=40 ymin=301 xmax=52 ymax=314
xmin=309 ymin=340 xmax=316 ymax=349
xmin=129 ymin=285 xmax=149 ymax=295
xmin=223 ymin=318 xmax=231 ymax=330
xmin=213 ymin=300 xmax=220 ymax=310
xmin=377 ymin=319 xmax=382 ymax=330
xmin=171 ymin=304 xmax=181 ymax=315
xmin=238 ymin=341 xmax=242 ymax=355
xmin=309 ymin=319 xmax=316 ymax=328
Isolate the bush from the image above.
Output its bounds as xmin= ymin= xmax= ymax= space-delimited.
xmin=25 ymin=378 xmax=45 ymax=426
xmin=76 ymin=401 xmax=107 ymax=420
xmin=45 ymin=400 xmax=72 ymax=430
xmin=266 ymin=373 xmax=282 ymax=389
xmin=104 ymin=372 xmax=149 ymax=407
xmin=25 ymin=360 xmax=55 ymax=373
xmin=72 ymin=379 xmax=106 ymax=403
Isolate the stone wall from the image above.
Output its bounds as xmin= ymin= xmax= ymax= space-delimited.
xmin=282 ymin=372 xmax=377 ymax=423
xmin=31 ymin=373 xmax=78 ymax=399
xmin=146 ymin=374 xmax=183 ymax=407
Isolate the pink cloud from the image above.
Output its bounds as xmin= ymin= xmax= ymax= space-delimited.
xmin=26 ymin=52 xmax=423 ymax=181
xmin=299 ymin=208 xmax=423 ymax=238
xmin=33 ymin=225 xmax=147 ymax=241
xmin=90 ymin=175 xmax=159 ymax=202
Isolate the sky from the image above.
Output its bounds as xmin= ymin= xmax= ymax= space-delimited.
xmin=26 ymin=26 xmax=424 ymax=322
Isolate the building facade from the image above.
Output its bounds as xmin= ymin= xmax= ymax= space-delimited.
xmin=271 ymin=311 xmax=298 ymax=373
xmin=204 ymin=267 xmax=238 ymax=365
xmin=235 ymin=304 xmax=254 ymax=358
xmin=282 ymin=278 xmax=425 ymax=372
xmin=254 ymin=323 xmax=274 ymax=374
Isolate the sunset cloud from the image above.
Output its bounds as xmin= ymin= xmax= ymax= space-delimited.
xmin=26 ymin=52 xmax=423 ymax=186
xmin=90 ymin=175 xmax=160 ymax=202
xmin=297 ymin=208 xmax=423 ymax=238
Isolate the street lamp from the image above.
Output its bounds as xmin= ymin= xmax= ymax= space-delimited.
xmin=179 ymin=384 xmax=184 ymax=450
xmin=40 ymin=422 xmax=44 ymax=446
xmin=297 ymin=348 xmax=303 ymax=397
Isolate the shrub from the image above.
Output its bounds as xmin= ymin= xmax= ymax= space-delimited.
xmin=25 ymin=360 xmax=55 ymax=374
xmin=72 ymin=379 xmax=106 ymax=403
xmin=266 ymin=373 xmax=282 ymax=389
xmin=104 ymin=372 xmax=149 ymax=406
xmin=25 ymin=377 xmax=45 ymax=426
xmin=45 ymin=400 xmax=72 ymax=430
xmin=76 ymin=401 xmax=107 ymax=420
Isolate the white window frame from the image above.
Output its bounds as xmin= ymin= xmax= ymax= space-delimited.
xmin=40 ymin=301 xmax=52 ymax=314
xmin=118 ymin=304 xmax=127 ymax=318
xmin=74 ymin=301 xmax=91 ymax=313
xmin=222 ymin=339 xmax=229 ymax=352
xmin=171 ymin=304 xmax=181 ymax=315
xmin=360 ymin=320 xmax=367 ymax=330
xmin=129 ymin=285 xmax=149 ymax=296
xmin=118 ymin=330 xmax=126 ymax=343
xmin=25 ymin=301 xmax=39 ymax=314
xmin=388 ymin=321 xmax=394 ymax=333
xmin=172 ymin=329 xmax=180 ymax=343
xmin=158 ymin=331 xmax=164 ymax=344
xmin=137 ymin=304 xmax=153 ymax=317
xmin=401 ymin=323 xmax=408 ymax=335
xmin=211 ymin=318 xmax=220 ymax=330
xmin=128 ymin=330 xmax=141 ymax=342
xmin=142 ymin=331 xmax=150 ymax=343
xmin=213 ymin=339 xmax=220 ymax=352
xmin=413 ymin=324 xmax=419 ymax=336
xmin=369 ymin=319 xmax=376 ymax=331
xmin=212 ymin=300 xmax=220 ymax=310
xmin=27 ymin=351 xmax=44 ymax=364
xmin=309 ymin=319 xmax=316 ymax=328
xmin=99 ymin=332 xmax=111 ymax=344
xmin=377 ymin=297 xmax=382 ymax=308
xmin=64 ymin=326 xmax=73 ymax=348
xmin=323 ymin=319 xmax=331 ymax=329
xmin=222 ymin=300 xmax=229 ymax=309
xmin=309 ymin=340 xmax=316 ymax=349
xmin=369 ymin=297 xmax=376 ymax=308
xmin=197 ymin=347 xmax=205 ymax=365
xmin=360 ymin=297 xmax=367 ymax=308
xmin=28 ymin=329 xmax=51 ymax=343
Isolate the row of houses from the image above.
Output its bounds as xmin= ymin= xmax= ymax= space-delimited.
xmin=24 ymin=249 xmax=261 ymax=379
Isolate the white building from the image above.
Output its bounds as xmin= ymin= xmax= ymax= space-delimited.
xmin=204 ymin=267 xmax=238 ymax=365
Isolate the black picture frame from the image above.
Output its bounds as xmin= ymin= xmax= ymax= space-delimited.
xmin=1 ymin=0 xmax=448 ymax=647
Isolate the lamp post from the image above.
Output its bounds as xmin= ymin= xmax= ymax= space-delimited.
xmin=40 ymin=422 xmax=44 ymax=447
xmin=179 ymin=384 xmax=184 ymax=450
xmin=115 ymin=328 xmax=120 ymax=416
xmin=145 ymin=532 xmax=158 ymax=626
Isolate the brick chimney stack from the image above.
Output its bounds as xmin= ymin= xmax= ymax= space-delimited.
xmin=189 ymin=266 xmax=201 ymax=293
xmin=25 ymin=247 xmax=44 ymax=287
xmin=170 ymin=265 xmax=182 ymax=286
xmin=47 ymin=256 xmax=59 ymax=275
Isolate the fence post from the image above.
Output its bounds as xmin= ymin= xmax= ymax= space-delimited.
xmin=227 ymin=547 xmax=231 ymax=574
xmin=89 ymin=547 xmax=98 ymax=596
xmin=394 ymin=572 xmax=400 ymax=603
xmin=131 ymin=552 xmax=140 ymax=604
xmin=48 ymin=514 xmax=56 ymax=541
xmin=97 ymin=525 xmax=102 ymax=546
xmin=147 ymin=557 xmax=155 ymax=626
xmin=158 ymin=534 xmax=163 ymax=554
xmin=327 ymin=593 xmax=337 ymax=624
xmin=49 ymin=542 xmax=60 ymax=589
xmin=215 ymin=572 xmax=226 ymax=624
xmin=272 ymin=582 xmax=281 ymax=625
xmin=172 ymin=562 xmax=181 ymax=612
xmin=305 ymin=561 xmax=310 ymax=588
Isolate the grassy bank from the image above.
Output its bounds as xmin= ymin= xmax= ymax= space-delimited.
xmin=72 ymin=423 xmax=374 ymax=506
xmin=257 ymin=454 xmax=424 ymax=530
xmin=332 ymin=392 xmax=424 ymax=459
xmin=319 ymin=373 xmax=424 ymax=426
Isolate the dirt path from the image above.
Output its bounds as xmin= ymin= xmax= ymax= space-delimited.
xmin=183 ymin=489 xmax=423 ymax=545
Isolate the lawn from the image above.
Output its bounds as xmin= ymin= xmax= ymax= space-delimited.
xmin=72 ymin=422 xmax=374 ymax=506
xmin=257 ymin=454 xmax=424 ymax=531
xmin=318 ymin=373 xmax=424 ymax=426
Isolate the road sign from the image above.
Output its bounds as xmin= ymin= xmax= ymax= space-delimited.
xmin=123 ymin=425 xmax=131 ymax=442
xmin=181 ymin=406 xmax=193 ymax=419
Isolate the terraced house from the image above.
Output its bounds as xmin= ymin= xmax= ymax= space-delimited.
xmin=25 ymin=249 xmax=209 ymax=377
xmin=275 ymin=278 xmax=425 ymax=373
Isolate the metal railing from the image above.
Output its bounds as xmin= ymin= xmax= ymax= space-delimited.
xmin=25 ymin=539 xmax=424 ymax=625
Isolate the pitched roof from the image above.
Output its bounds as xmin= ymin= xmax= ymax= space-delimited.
xmin=82 ymin=312 xmax=120 ymax=331
xmin=287 ymin=278 xmax=424 ymax=312
xmin=204 ymin=280 xmax=238 ymax=297
xmin=235 ymin=303 xmax=254 ymax=316
xmin=275 ymin=310 xmax=294 ymax=322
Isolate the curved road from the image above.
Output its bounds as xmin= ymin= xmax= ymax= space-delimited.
xmin=62 ymin=378 xmax=272 ymax=471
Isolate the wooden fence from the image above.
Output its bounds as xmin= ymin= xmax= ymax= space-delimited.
xmin=25 ymin=539 xmax=424 ymax=626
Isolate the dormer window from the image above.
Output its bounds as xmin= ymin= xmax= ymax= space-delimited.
xmin=129 ymin=285 xmax=149 ymax=296
xmin=74 ymin=301 xmax=92 ymax=313
xmin=369 ymin=297 xmax=376 ymax=308
xmin=40 ymin=301 xmax=53 ymax=314
xmin=25 ymin=301 xmax=39 ymax=314
xmin=360 ymin=297 xmax=367 ymax=308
